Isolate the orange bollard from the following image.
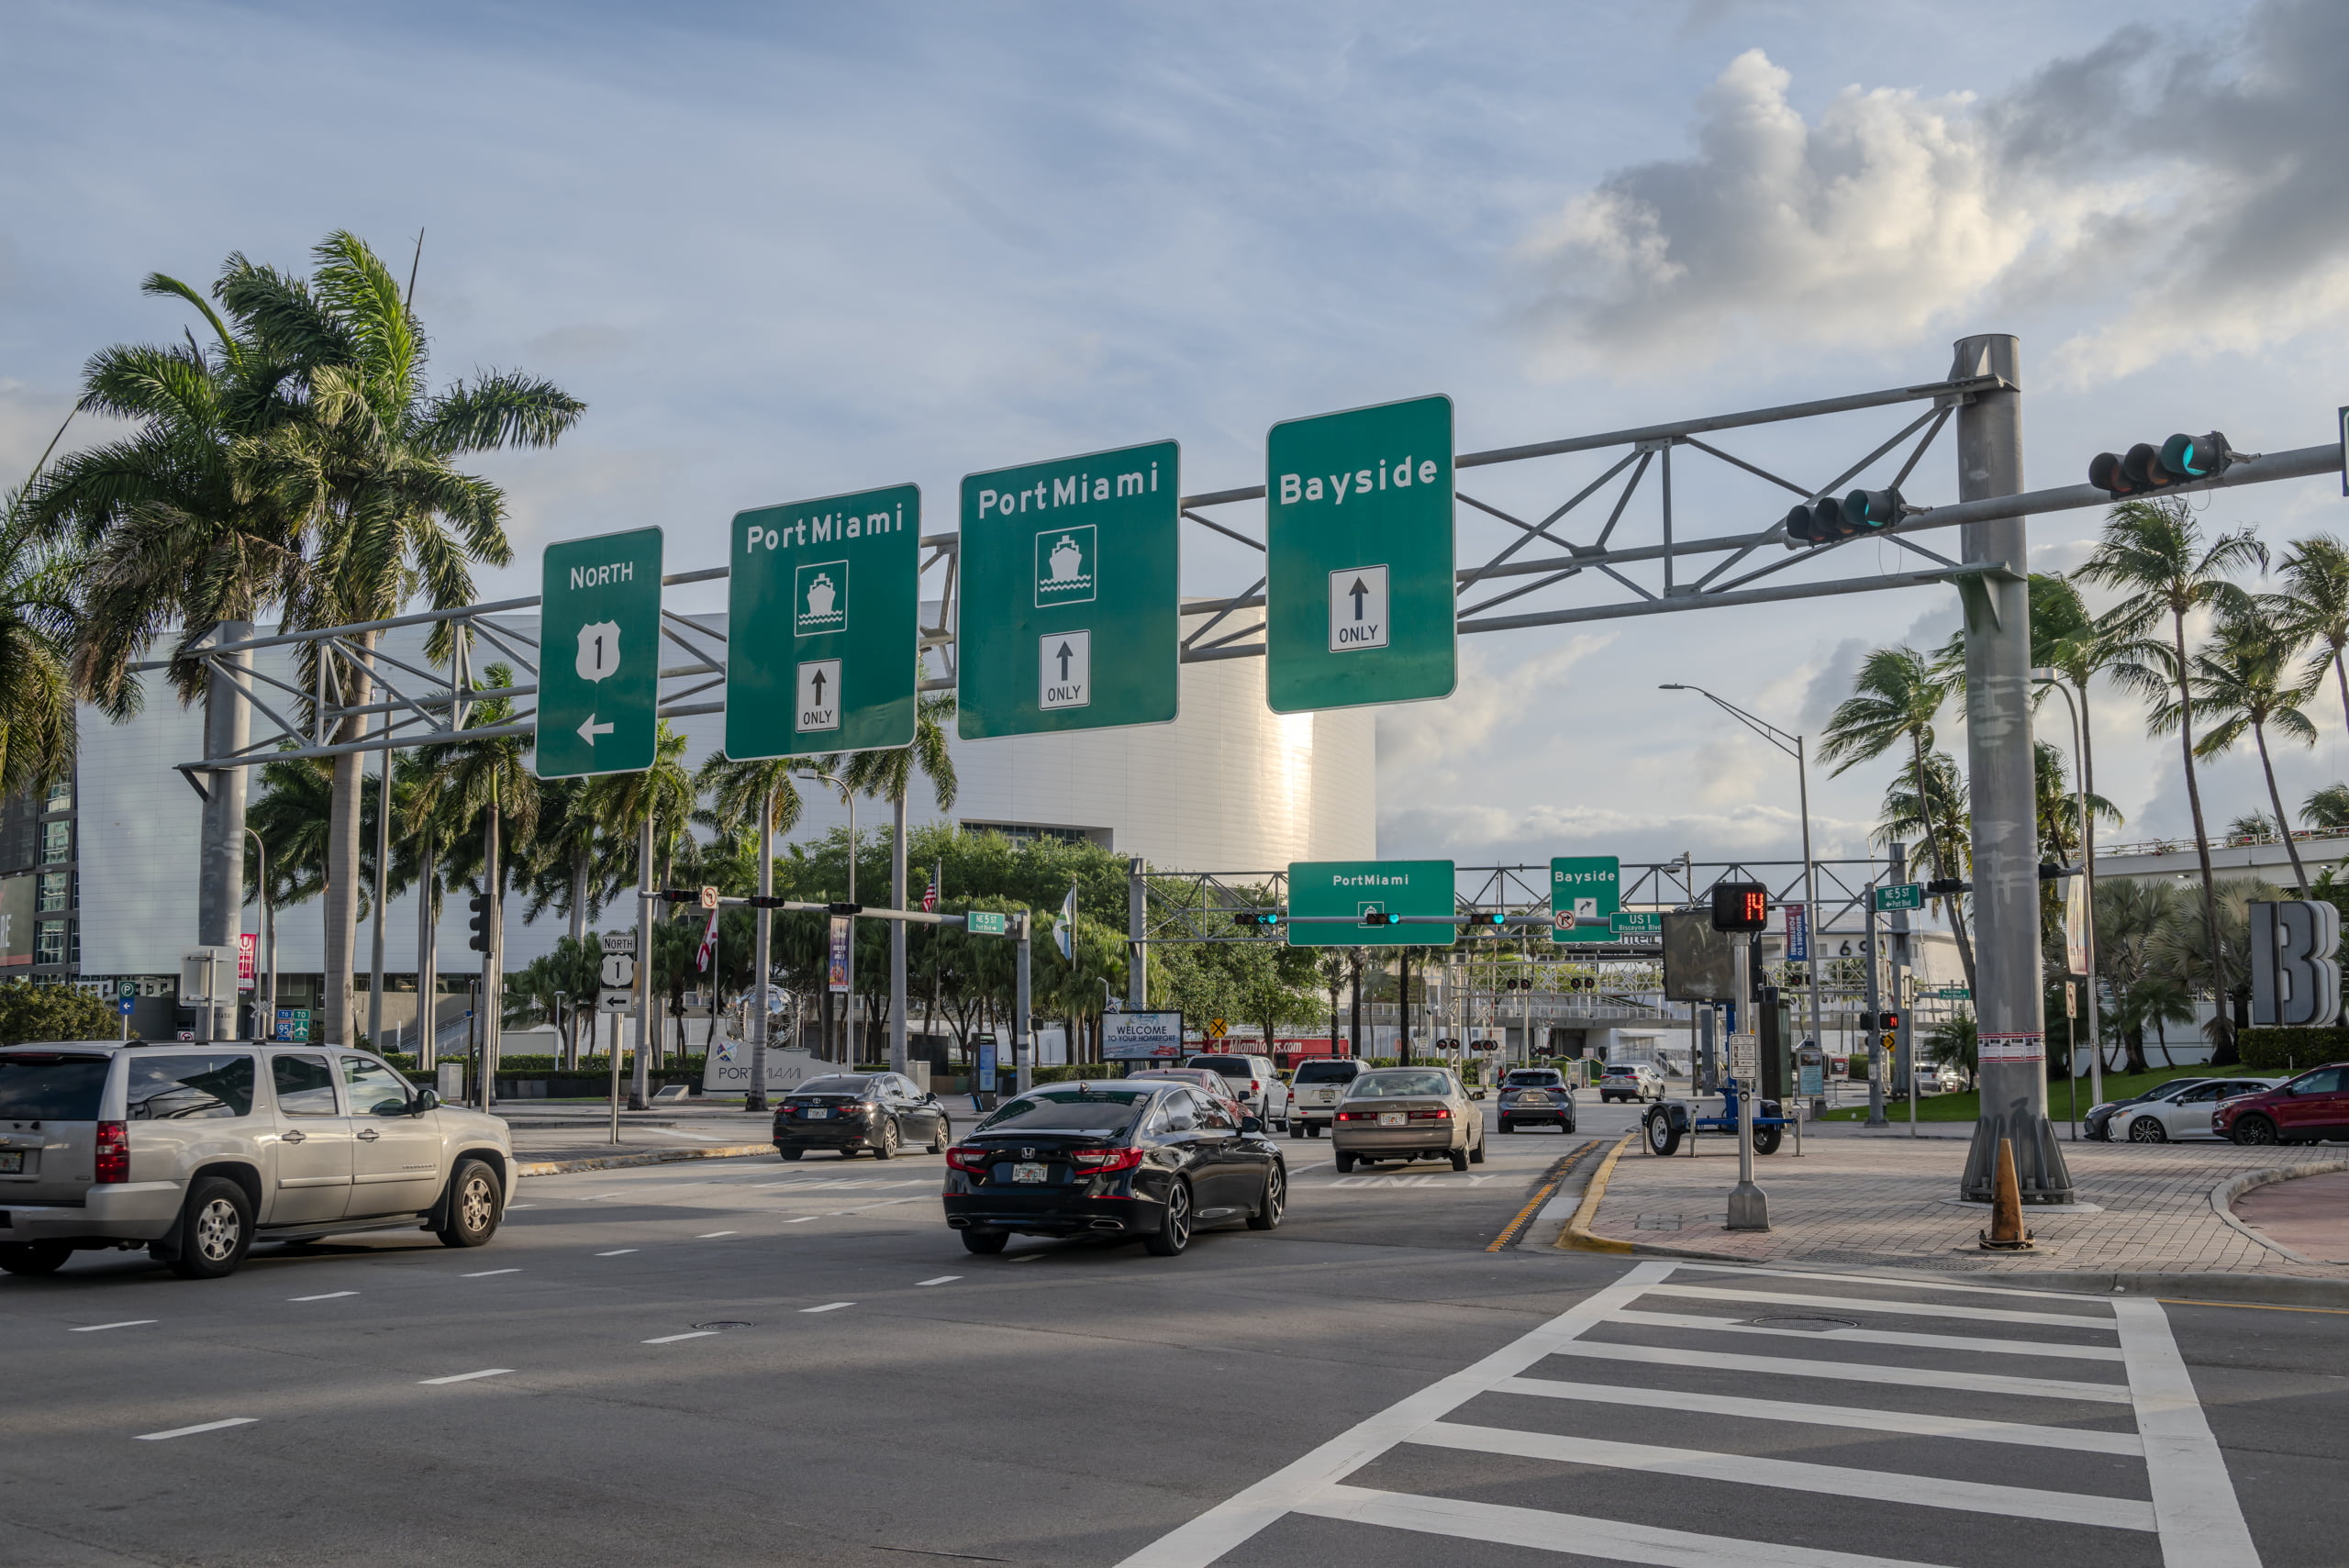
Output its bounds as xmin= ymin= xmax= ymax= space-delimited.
xmin=1977 ymin=1135 xmax=2035 ymax=1251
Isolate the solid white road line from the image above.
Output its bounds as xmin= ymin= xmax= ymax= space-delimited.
xmin=642 ymin=1330 xmax=718 ymax=1344
xmin=1545 ymin=1339 xmax=2133 ymax=1404
xmin=1408 ymin=1421 xmax=2154 ymax=1531
xmin=1489 ymin=1376 xmax=2144 ymax=1456
xmin=1297 ymin=1483 xmax=1967 ymax=1568
xmin=461 ymin=1268 xmax=521 ymax=1277
xmin=1609 ymin=1307 xmax=2129 ymax=1362
xmin=917 ymin=1275 xmax=962 ymax=1286
xmin=696 ymin=1231 xmax=738 ymax=1239
xmin=785 ymin=1217 xmax=820 ymax=1224
xmin=506 ymin=1204 xmax=537 ymax=1209
xmin=70 ymin=1320 xmax=157 ymax=1332
xmin=135 ymin=1418 xmax=257 ymax=1441
xmin=418 ymin=1369 xmax=513 ymax=1385
xmin=1644 ymin=1284 xmax=2121 ymax=1330
xmin=801 ymin=1302 xmax=854 ymax=1313
xmin=2113 ymin=1297 xmax=2262 ymax=1567
xmin=1007 ymin=1252 xmax=1045 ymax=1262
xmin=594 ymin=1249 xmax=639 ymax=1257
xmin=288 ymin=1292 xmax=358 ymax=1302
xmin=1110 ymin=1261 xmax=1681 ymax=1568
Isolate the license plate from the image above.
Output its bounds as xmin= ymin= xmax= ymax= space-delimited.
xmin=803 ymin=1108 xmax=829 ymax=1119
xmin=1378 ymin=1112 xmax=1407 ymax=1128
xmin=1012 ymin=1162 xmax=1049 ymax=1184
xmin=0 ymin=1151 xmax=19 ymax=1173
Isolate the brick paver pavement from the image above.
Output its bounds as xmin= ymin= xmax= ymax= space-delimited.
xmin=1582 ymin=1123 xmax=2349 ymax=1276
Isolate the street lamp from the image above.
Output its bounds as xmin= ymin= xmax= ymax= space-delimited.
xmin=1659 ymin=684 xmax=1826 ymax=1108
xmin=2032 ymin=666 xmax=2103 ymax=1131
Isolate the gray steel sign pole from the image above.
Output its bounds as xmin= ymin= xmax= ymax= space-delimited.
xmin=1727 ymin=932 xmax=1766 ymax=1230
xmin=2034 ymin=673 xmax=2103 ymax=1120
xmin=1864 ymin=875 xmax=1887 ymax=1128
xmin=631 ymin=817 xmax=654 ymax=1112
xmin=1129 ymin=858 xmax=1149 ymax=1010
xmin=195 ymin=620 xmax=250 ymax=1043
xmin=1014 ymin=913 xmax=1033 ymax=1094
xmin=1955 ymin=334 xmax=2072 ymax=1203
xmin=749 ymin=786 xmax=775 ymax=1114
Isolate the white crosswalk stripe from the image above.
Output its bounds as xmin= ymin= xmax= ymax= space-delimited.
xmin=1115 ymin=1259 xmax=2257 ymax=1568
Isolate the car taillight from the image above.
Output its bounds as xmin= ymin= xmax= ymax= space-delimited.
xmin=1336 ymin=1110 xmax=1366 ymax=1120
xmin=1250 ymin=1080 xmax=1262 ymax=1093
xmin=95 ymin=1120 xmax=128 ymax=1184
xmin=1408 ymin=1107 xmax=1452 ymax=1120
xmin=1070 ymin=1146 xmax=1146 ymax=1174
xmin=946 ymin=1145 xmax=995 ymax=1174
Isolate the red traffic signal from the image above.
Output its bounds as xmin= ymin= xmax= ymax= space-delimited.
xmin=2088 ymin=431 xmax=2234 ymax=497
xmin=1710 ymin=882 xmax=1769 ymax=932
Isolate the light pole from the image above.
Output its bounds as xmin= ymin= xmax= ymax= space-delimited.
xmin=798 ymin=770 xmax=856 ymax=1062
xmin=243 ymin=827 xmax=274 ymax=1041
xmin=1661 ymin=684 xmax=1826 ymax=1111
xmin=2032 ymin=667 xmax=2103 ymax=1130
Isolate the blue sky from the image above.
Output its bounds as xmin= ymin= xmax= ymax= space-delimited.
xmin=6 ymin=0 xmax=2346 ymax=873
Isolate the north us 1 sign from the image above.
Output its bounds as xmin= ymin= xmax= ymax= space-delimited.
xmin=537 ymin=528 xmax=662 ymax=779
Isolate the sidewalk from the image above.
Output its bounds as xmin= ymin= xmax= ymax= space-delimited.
xmin=1572 ymin=1122 xmax=2349 ymax=1282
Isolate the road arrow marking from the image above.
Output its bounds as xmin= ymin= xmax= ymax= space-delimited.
xmin=577 ymin=714 xmax=615 ymax=745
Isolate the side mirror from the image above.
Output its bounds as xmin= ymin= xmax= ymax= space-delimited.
xmin=1241 ymin=1115 xmax=1264 ymax=1134
xmin=410 ymin=1087 xmax=440 ymax=1115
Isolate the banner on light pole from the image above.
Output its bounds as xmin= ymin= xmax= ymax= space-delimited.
xmin=1784 ymin=904 xmax=1809 ymax=963
xmin=827 ymin=917 xmax=851 ymax=995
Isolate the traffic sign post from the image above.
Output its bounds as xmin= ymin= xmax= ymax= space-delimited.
xmin=1874 ymin=883 xmax=1924 ymax=912
xmin=958 ymin=440 xmax=1179 ymax=739
xmin=537 ymin=528 xmax=663 ymax=778
xmin=1265 ymin=395 xmax=1455 ymax=713
xmin=1286 ymin=859 xmax=1457 ymax=947
xmin=726 ymin=484 xmax=919 ymax=760
xmin=1550 ymin=856 xmax=1620 ymax=945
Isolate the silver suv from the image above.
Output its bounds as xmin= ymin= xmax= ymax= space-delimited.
xmin=0 ymin=1040 xmax=515 ymax=1280
xmin=1181 ymin=1053 xmax=1293 ymax=1130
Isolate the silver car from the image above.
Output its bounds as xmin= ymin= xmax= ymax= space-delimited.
xmin=0 ymin=1040 xmax=515 ymax=1280
xmin=1330 ymin=1066 xmax=1486 ymax=1173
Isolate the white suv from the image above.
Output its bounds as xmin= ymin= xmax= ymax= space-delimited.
xmin=0 ymin=1040 xmax=515 ymax=1279
xmin=1182 ymin=1053 xmax=1293 ymax=1130
xmin=1287 ymin=1057 xmax=1364 ymax=1137
xmin=1598 ymin=1062 xmax=1666 ymax=1103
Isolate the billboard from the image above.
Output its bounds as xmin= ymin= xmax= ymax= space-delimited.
xmin=1101 ymin=1011 xmax=1185 ymax=1060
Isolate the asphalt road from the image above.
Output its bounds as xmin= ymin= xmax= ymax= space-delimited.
xmin=3 ymin=1093 xmax=2340 ymax=1568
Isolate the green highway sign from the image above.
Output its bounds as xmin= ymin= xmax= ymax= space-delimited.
xmin=1925 ymin=985 xmax=1971 ymax=1000
xmin=536 ymin=528 xmax=663 ymax=779
xmin=1264 ymin=394 xmax=1455 ymax=714
xmin=725 ymin=484 xmax=918 ymax=760
xmin=1609 ymin=910 xmax=1662 ymax=939
xmin=1551 ymin=855 xmax=1620 ymax=945
xmin=1875 ymin=883 xmax=1924 ymax=912
xmin=966 ymin=910 xmax=1008 ymax=937
xmin=958 ymin=440 xmax=1179 ymax=739
xmin=1286 ymin=859 xmax=1456 ymax=948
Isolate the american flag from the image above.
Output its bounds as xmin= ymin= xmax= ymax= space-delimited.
xmin=696 ymin=906 xmax=719 ymax=971
xmin=921 ymin=864 xmax=940 ymax=912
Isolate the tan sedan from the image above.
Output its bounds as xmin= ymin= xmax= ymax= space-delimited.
xmin=1330 ymin=1067 xmax=1486 ymax=1173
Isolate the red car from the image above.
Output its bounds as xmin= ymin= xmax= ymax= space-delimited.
xmin=2213 ymin=1063 xmax=2349 ymax=1145
xmin=1121 ymin=1067 xmax=1250 ymax=1123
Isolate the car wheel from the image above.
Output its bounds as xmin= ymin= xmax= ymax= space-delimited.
xmin=2127 ymin=1116 xmax=2169 ymax=1144
xmin=961 ymin=1229 xmax=1009 ymax=1255
xmin=1753 ymin=1124 xmax=1783 ymax=1156
xmin=434 ymin=1159 xmax=503 ymax=1250
xmin=0 ymin=1240 xmax=72 ymax=1276
xmin=874 ymin=1118 xmax=901 ymax=1160
xmin=929 ymin=1117 xmax=952 ymax=1155
xmin=1449 ymin=1147 xmax=1470 ymax=1172
xmin=2232 ymin=1115 xmax=2279 ymax=1146
xmin=1468 ymin=1135 xmax=1486 ymax=1165
xmin=1645 ymin=1113 xmax=1682 ymax=1157
xmin=1334 ymin=1150 xmax=1356 ymax=1173
xmin=1500 ymin=1118 xmax=1516 ymax=1133
xmin=1290 ymin=1121 xmax=1308 ymax=1140
xmin=1143 ymin=1180 xmax=1193 ymax=1256
xmin=1247 ymin=1163 xmax=1286 ymax=1230
xmin=167 ymin=1177 xmax=255 ymax=1279
xmin=1308 ymin=1123 xmax=1322 ymax=1139
xmin=778 ymin=1148 xmax=804 ymax=1162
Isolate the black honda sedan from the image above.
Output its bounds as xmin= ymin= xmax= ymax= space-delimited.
xmin=942 ymin=1080 xmax=1285 ymax=1256
xmin=773 ymin=1073 xmax=952 ymax=1160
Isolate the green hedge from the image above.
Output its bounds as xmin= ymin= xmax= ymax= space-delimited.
xmin=2234 ymin=1029 xmax=2349 ymax=1073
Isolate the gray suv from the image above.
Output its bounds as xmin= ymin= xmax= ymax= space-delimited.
xmin=0 ymin=1040 xmax=515 ymax=1280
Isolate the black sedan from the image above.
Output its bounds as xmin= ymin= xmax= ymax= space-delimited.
xmin=774 ymin=1073 xmax=952 ymax=1160
xmin=942 ymin=1080 xmax=1285 ymax=1256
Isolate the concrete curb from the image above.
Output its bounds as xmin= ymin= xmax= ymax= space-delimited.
xmin=2207 ymin=1159 xmax=2349 ymax=1267
xmin=1554 ymin=1133 xmax=1636 ymax=1253
xmin=515 ymin=1143 xmax=775 ymax=1177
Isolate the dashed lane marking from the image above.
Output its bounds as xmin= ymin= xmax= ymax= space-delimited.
xmin=918 ymin=1275 xmax=961 ymax=1286
xmin=594 ymin=1249 xmax=640 ymax=1257
xmin=642 ymin=1330 xmax=718 ymax=1344
xmin=418 ymin=1369 xmax=513 ymax=1385
xmin=696 ymin=1231 xmax=738 ymax=1239
xmin=136 ymin=1418 xmax=257 ymax=1441
xmin=461 ymin=1269 xmax=522 ymax=1278
xmin=801 ymin=1302 xmax=854 ymax=1313
xmin=70 ymin=1320 xmax=157 ymax=1332
xmin=288 ymin=1292 xmax=357 ymax=1302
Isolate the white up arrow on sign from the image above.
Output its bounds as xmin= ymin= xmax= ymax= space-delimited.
xmin=577 ymin=713 xmax=615 ymax=745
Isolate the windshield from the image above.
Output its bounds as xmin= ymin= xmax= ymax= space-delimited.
xmin=977 ymin=1086 xmax=1155 ymax=1135
xmin=1349 ymin=1070 xmax=1453 ymax=1098
xmin=1186 ymin=1058 xmax=1252 ymax=1079
xmin=0 ymin=1054 xmax=109 ymax=1120
xmin=1293 ymin=1061 xmax=1361 ymax=1084
xmin=792 ymin=1076 xmax=874 ymax=1097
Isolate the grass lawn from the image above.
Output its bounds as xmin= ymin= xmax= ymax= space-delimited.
xmin=1820 ymin=1062 xmax=2237 ymax=1124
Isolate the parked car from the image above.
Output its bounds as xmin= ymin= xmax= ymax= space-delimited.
xmin=1497 ymin=1067 xmax=1577 ymax=1133
xmin=1181 ymin=1053 xmax=1293 ymax=1129
xmin=0 ymin=1040 xmax=512 ymax=1280
xmin=1913 ymin=1063 xmax=1968 ymax=1095
xmin=941 ymin=1080 xmax=1284 ymax=1256
xmin=2213 ymin=1064 xmax=2349 ymax=1146
xmin=2084 ymin=1076 xmax=2214 ymax=1141
xmin=1120 ymin=1067 xmax=1250 ymax=1121
xmin=1598 ymin=1062 xmax=1665 ymax=1103
xmin=2096 ymin=1076 xmax=2282 ymax=1142
xmin=1286 ymin=1058 xmax=1365 ymax=1138
xmin=1330 ymin=1066 xmax=1486 ymax=1173
xmin=773 ymin=1073 xmax=952 ymax=1160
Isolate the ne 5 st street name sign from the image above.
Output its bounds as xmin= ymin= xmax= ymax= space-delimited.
xmin=726 ymin=484 xmax=919 ymax=759
xmin=959 ymin=440 xmax=1179 ymax=739
xmin=537 ymin=528 xmax=662 ymax=779
xmin=1287 ymin=859 xmax=1456 ymax=947
xmin=1265 ymin=395 xmax=1455 ymax=714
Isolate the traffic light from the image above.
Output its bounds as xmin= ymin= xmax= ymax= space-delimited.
xmin=1923 ymin=876 xmax=1968 ymax=896
xmin=658 ymin=889 xmax=697 ymax=905
xmin=1786 ymin=487 xmax=1904 ymax=546
xmin=1710 ymin=882 xmax=1769 ymax=932
xmin=2087 ymin=431 xmax=2235 ymax=497
xmin=1362 ymin=911 xmax=1402 ymax=927
xmin=1467 ymin=911 xmax=1508 ymax=929
xmin=467 ymin=895 xmax=492 ymax=954
xmin=825 ymin=902 xmax=863 ymax=917
xmin=1233 ymin=910 xmax=1281 ymax=930
xmin=1880 ymin=1008 xmax=1901 ymax=1032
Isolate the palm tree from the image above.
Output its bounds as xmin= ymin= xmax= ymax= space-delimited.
xmin=2081 ymin=495 xmax=2265 ymax=1063
xmin=217 ymin=232 xmax=583 ymax=1045
xmin=1819 ymin=646 xmax=1977 ymax=994
xmin=696 ymin=752 xmax=807 ymax=1108
xmin=841 ymin=688 xmax=961 ymax=1071
xmin=2160 ymin=610 xmax=2319 ymax=895
xmin=0 ymin=491 xmax=85 ymax=803
xmin=2275 ymin=535 xmax=2349 ymax=733
xmin=584 ymin=721 xmax=695 ymax=1106
xmin=2094 ymin=878 xmax=2185 ymax=1073
xmin=2304 ymin=784 xmax=2349 ymax=831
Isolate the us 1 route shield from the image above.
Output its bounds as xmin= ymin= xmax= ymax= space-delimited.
xmin=725 ymin=484 xmax=919 ymax=760
xmin=537 ymin=528 xmax=662 ymax=779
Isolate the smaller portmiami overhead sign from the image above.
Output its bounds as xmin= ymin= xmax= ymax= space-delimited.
xmin=1286 ymin=859 xmax=1456 ymax=947
xmin=537 ymin=528 xmax=663 ymax=779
